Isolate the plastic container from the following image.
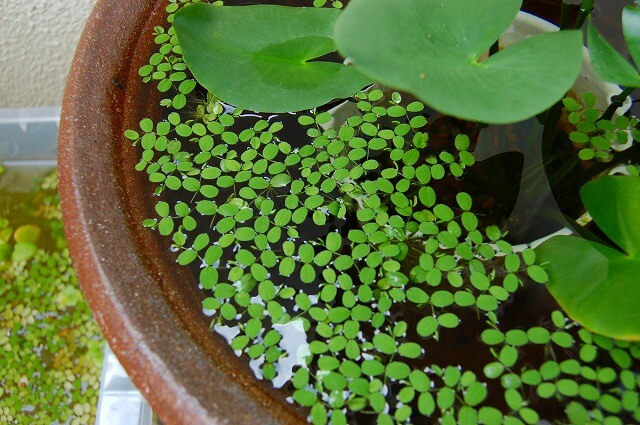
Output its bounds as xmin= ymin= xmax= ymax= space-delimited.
xmin=0 ymin=107 xmax=156 ymax=425
xmin=96 ymin=345 xmax=157 ymax=425
xmin=0 ymin=107 xmax=59 ymax=192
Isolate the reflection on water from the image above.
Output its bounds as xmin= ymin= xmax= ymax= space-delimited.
xmin=475 ymin=118 xmax=572 ymax=243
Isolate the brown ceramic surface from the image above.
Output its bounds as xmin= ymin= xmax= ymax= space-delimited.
xmin=58 ymin=1 xmax=305 ymax=424
xmin=58 ymin=1 xmax=636 ymax=424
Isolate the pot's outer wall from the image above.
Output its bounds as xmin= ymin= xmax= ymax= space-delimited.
xmin=58 ymin=1 xmax=305 ymax=424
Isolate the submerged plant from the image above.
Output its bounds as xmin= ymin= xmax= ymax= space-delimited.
xmin=126 ymin=0 xmax=640 ymax=423
xmin=564 ymin=93 xmax=639 ymax=161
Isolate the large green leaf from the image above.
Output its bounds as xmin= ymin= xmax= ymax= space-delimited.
xmin=334 ymin=0 xmax=583 ymax=124
xmin=587 ymin=13 xmax=640 ymax=88
xmin=173 ymin=3 xmax=372 ymax=113
xmin=536 ymin=176 xmax=640 ymax=340
xmin=622 ymin=6 xmax=640 ymax=74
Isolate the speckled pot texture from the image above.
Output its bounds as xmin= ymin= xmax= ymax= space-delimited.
xmin=58 ymin=1 xmax=305 ymax=424
xmin=58 ymin=0 xmax=628 ymax=424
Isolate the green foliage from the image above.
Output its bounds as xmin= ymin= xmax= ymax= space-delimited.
xmin=169 ymin=0 xmax=584 ymax=123
xmin=537 ymin=176 xmax=640 ymax=341
xmin=0 ymin=171 xmax=104 ymax=425
xmin=133 ymin=68 xmax=554 ymax=420
xmin=481 ymin=310 xmax=640 ymax=425
xmin=563 ymin=92 xmax=640 ymax=161
xmin=173 ymin=3 xmax=371 ymax=112
xmin=624 ymin=6 xmax=640 ymax=71
xmin=626 ymin=163 xmax=640 ymax=176
xmin=312 ymin=0 xmax=343 ymax=8
xmin=588 ymin=6 xmax=640 ymax=87
xmin=130 ymin=1 xmax=640 ymax=423
xmin=337 ymin=0 xmax=583 ymax=124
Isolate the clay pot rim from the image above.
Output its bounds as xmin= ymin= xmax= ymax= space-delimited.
xmin=58 ymin=1 xmax=304 ymax=424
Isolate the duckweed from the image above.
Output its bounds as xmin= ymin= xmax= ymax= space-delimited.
xmin=0 ymin=169 xmax=104 ymax=424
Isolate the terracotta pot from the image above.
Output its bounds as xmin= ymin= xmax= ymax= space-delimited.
xmin=58 ymin=1 xmax=633 ymax=424
xmin=58 ymin=1 xmax=304 ymax=424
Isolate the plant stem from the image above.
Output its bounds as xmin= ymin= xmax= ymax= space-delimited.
xmin=599 ymin=87 xmax=635 ymax=121
xmin=575 ymin=0 xmax=595 ymax=29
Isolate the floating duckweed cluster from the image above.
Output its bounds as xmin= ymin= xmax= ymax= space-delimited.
xmin=564 ymin=92 xmax=640 ymax=161
xmin=127 ymin=1 xmax=640 ymax=423
xmin=0 ymin=170 xmax=104 ymax=425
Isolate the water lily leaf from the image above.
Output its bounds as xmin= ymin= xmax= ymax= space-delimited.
xmin=12 ymin=242 xmax=37 ymax=262
xmin=334 ymin=0 xmax=583 ymax=124
xmin=174 ymin=3 xmax=372 ymax=112
xmin=536 ymin=176 xmax=640 ymax=340
xmin=14 ymin=224 xmax=41 ymax=244
xmin=588 ymin=14 xmax=640 ymax=87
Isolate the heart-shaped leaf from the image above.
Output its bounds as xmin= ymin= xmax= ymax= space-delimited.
xmin=334 ymin=0 xmax=583 ymax=124
xmin=536 ymin=176 xmax=640 ymax=340
xmin=174 ymin=3 xmax=372 ymax=113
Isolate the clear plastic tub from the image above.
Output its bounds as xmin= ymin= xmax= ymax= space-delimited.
xmin=0 ymin=107 xmax=156 ymax=425
xmin=96 ymin=345 xmax=157 ymax=425
xmin=0 ymin=107 xmax=59 ymax=192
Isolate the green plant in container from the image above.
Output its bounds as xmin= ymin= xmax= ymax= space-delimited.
xmin=125 ymin=0 xmax=640 ymax=423
xmin=537 ymin=4 xmax=640 ymax=341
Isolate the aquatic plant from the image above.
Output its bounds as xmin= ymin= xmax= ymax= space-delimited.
xmin=126 ymin=0 xmax=640 ymax=422
xmin=535 ymin=4 xmax=640 ymax=341
xmin=538 ymin=176 xmax=640 ymax=341
xmin=174 ymin=0 xmax=583 ymax=123
xmin=174 ymin=3 xmax=372 ymax=112
xmin=0 ymin=170 xmax=104 ymax=425
xmin=588 ymin=5 xmax=640 ymax=90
